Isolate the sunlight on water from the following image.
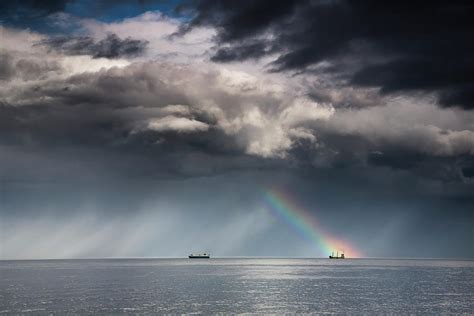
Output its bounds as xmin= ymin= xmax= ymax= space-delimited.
xmin=1 ymin=259 xmax=473 ymax=314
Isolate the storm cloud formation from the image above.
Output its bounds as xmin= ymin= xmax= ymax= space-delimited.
xmin=182 ymin=0 xmax=474 ymax=109
xmin=0 ymin=1 xmax=473 ymax=259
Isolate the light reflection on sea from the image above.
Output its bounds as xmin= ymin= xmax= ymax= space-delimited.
xmin=0 ymin=258 xmax=473 ymax=314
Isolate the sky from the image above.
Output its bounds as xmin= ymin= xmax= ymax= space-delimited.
xmin=0 ymin=0 xmax=473 ymax=259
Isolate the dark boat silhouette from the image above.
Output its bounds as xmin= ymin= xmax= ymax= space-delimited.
xmin=329 ymin=250 xmax=345 ymax=259
xmin=188 ymin=253 xmax=210 ymax=259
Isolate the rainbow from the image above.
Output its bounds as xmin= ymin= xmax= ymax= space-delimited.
xmin=262 ymin=187 xmax=362 ymax=258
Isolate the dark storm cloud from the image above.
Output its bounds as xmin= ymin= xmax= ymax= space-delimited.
xmin=0 ymin=0 xmax=70 ymax=19
xmin=211 ymin=41 xmax=269 ymax=63
xmin=462 ymin=166 xmax=474 ymax=178
xmin=351 ymin=58 xmax=474 ymax=110
xmin=0 ymin=100 xmax=256 ymax=181
xmin=40 ymin=34 xmax=148 ymax=59
xmin=367 ymin=151 xmax=423 ymax=170
xmin=182 ymin=0 xmax=474 ymax=109
xmin=288 ymin=124 xmax=474 ymax=185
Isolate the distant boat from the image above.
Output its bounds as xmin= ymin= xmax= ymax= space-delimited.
xmin=329 ymin=250 xmax=345 ymax=259
xmin=189 ymin=253 xmax=210 ymax=259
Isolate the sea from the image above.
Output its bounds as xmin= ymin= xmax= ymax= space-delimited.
xmin=1 ymin=258 xmax=473 ymax=314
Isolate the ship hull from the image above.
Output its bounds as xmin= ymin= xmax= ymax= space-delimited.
xmin=188 ymin=255 xmax=210 ymax=259
xmin=329 ymin=256 xmax=344 ymax=259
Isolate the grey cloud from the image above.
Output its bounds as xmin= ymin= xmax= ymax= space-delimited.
xmin=0 ymin=60 xmax=288 ymax=180
xmin=40 ymin=33 xmax=148 ymax=59
xmin=2 ymin=58 xmax=473 ymax=187
xmin=0 ymin=52 xmax=62 ymax=82
xmin=279 ymin=98 xmax=474 ymax=186
xmin=0 ymin=53 xmax=15 ymax=80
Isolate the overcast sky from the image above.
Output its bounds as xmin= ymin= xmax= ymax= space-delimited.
xmin=0 ymin=0 xmax=473 ymax=259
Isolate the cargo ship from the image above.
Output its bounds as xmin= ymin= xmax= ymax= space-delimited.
xmin=329 ymin=250 xmax=345 ymax=259
xmin=188 ymin=253 xmax=210 ymax=259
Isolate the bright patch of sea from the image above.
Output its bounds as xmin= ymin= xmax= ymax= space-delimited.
xmin=1 ymin=258 xmax=473 ymax=314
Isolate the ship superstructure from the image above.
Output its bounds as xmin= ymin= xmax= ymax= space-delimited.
xmin=329 ymin=250 xmax=345 ymax=259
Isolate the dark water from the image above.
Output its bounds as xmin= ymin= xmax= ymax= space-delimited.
xmin=1 ymin=258 xmax=473 ymax=314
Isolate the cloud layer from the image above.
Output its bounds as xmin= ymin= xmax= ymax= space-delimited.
xmin=2 ymin=32 xmax=472 ymax=180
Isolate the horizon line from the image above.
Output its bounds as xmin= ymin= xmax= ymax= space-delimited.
xmin=1 ymin=256 xmax=473 ymax=261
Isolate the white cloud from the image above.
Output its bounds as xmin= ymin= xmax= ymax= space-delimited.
xmin=60 ymin=55 xmax=131 ymax=75
xmin=146 ymin=116 xmax=209 ymax=133
xmin=79 ymin=11 xmax=215 ymax=63
xmin=0 ymin=26 xmax=46 ymax=53
xmin=324 ymin=99 xmax=474 ymax=156
xmin=281 ymin=97 xmax=334 ymax=127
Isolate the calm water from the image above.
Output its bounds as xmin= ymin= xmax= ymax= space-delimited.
xmin=1 ymin=258 xmax=473 ymax=314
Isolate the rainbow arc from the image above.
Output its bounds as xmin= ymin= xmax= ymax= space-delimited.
xmin=262 ymin=187 xmax=362 ymax=258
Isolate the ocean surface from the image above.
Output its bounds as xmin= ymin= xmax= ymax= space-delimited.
xmin=1 ymin=258 xmax=473 ymax=314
